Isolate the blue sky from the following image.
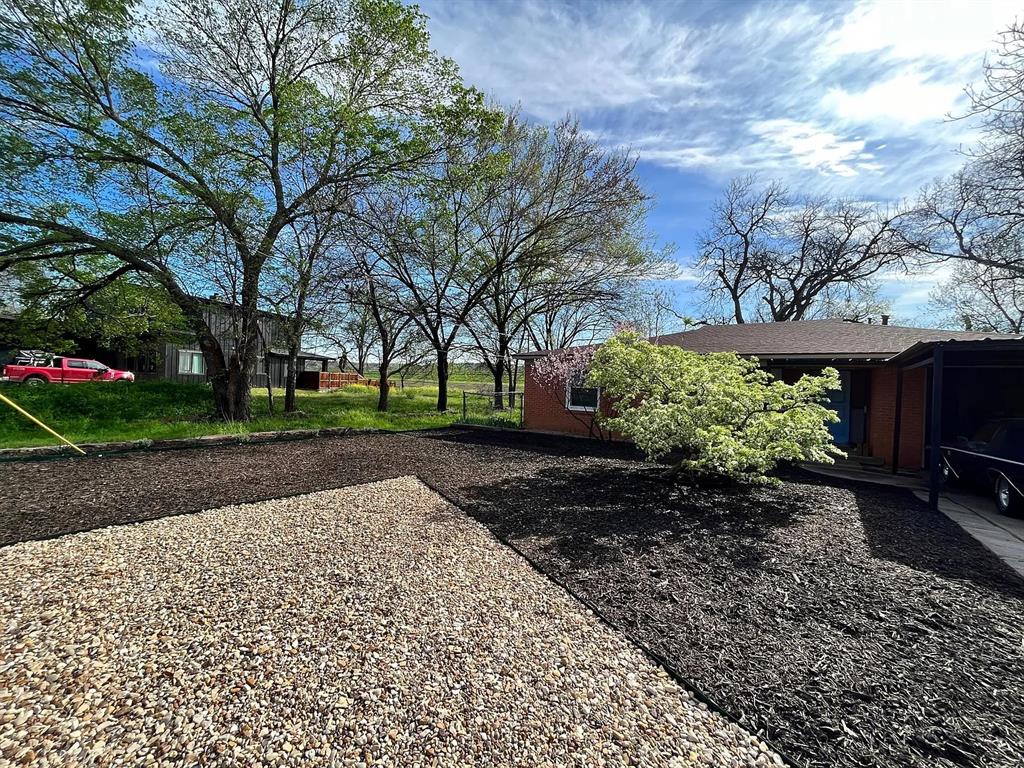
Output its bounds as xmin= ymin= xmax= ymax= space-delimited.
xmin=418 ymin=0 xmax=1020 ymax=322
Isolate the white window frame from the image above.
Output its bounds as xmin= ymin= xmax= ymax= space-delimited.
xmin=177 ymin=349 xmax=206 ymax=376
xmin=565 ymin=373 xmax=600 ymax=413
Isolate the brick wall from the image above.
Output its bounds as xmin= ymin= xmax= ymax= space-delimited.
xmin=522 ymin=359 xmax=615 ymax=438
xmin=868 ymin=367 xmax=897 ymax=466
xmin=867 ymin=366 xmax=927 ymax=470
xmin=898 ymin=367 xmax=928 ymax=470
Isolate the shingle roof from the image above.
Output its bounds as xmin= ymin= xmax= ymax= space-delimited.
xmin=515 ymin=319 xmax=1024 ymax=361
xmin=652 ymin=319 xmax=1023 ymax=359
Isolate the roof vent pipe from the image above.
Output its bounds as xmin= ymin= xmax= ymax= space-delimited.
xmin=881 ymin=314 xmax=890 ymax=326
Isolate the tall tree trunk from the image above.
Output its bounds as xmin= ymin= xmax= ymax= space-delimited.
xmin=435 ymin=350 xmax=449 ymax=412
xmin=491 ymin=357 xmax=505 ymax=409
xmin=174 ymin=294 xmax=253 ymax=422
xmin=377 ymin=359 xmax=390 ymax=412
xmin=211 ymin=360 xmax=252 ymax=421
xmin=264 ymin=351 xmax=275 ymax=415
xmin=197 ymin=328 xmax=253 ymax=422
xmin=507 ymin=357 xmax=518 ymax=409
xmin=284 ymin=343 xmax=300 ymax=412
xmin=732 ymin=293 xmax=745 ymax=324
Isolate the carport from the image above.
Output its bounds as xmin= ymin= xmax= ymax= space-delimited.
xmin=888 ymin=339 xmax=1024 ymax=510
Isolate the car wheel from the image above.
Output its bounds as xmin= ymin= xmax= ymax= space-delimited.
xmin=995 ymin=475 xmax=1022 ymax=516
xmin=941 ymin=461 xmax=956 ymax=488
xmin=23 ymin=377 xmax=45 ymax=387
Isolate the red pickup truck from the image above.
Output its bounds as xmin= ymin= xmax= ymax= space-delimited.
xmin=1 ymin=353 xmax=135 ymax=385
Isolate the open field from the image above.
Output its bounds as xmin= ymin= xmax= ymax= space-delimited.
xmin=364 ymin=366 xmax=508 ymax=393
xmin=0 ymin=476 xmax=779 ymax=767
xmin=2 ymin=429 xmax=1023 ymax=767
xmin=0 ymin=381 xmax=518 ymax=449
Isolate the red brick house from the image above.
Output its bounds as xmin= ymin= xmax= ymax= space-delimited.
xmin=516 ymin=319 xmax=1024 ymax=477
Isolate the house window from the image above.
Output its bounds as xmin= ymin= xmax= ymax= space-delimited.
xmin=177 ymin=350 xmax=206 ymax=375
xmin=566 ymin=371 xmax=599 ymax=412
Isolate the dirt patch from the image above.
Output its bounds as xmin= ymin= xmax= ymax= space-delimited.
xmin=2 ymin=429 xmax=1023 ymax=767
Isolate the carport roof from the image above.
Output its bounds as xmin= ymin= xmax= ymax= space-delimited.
xmin=515 ymin=319 xmax=1024 ymax=362
xmin=888 ymin=336 xmax=1024 ymax=366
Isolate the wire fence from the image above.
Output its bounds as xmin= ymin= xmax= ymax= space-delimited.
xmin=460 ymin=390 xmax=524 ymax=429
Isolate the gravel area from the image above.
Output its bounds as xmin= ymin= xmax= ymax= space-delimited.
xmin=2 ymin=429 xmax=1024 ymax=767
xmin=0 ymin=475 xmax=781 ymax=768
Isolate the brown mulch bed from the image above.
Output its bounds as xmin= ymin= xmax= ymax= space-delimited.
xmin=3 ymin=428 xmax=1024 ymax=768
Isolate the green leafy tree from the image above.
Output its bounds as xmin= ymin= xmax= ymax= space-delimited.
xmin=588 ymin=331 xmax=843 ymax=483
xmin=0 ymin=0 xmax=489 ymax=420
xmin=1 ymin=258 xmax=185 ymax=353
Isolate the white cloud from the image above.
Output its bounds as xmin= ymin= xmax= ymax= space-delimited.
xmin=879 ymin=264 xmax=957 ymax=320
xmin=417 ymin=0 xmax=1022 ymax=319
xmin=823 ymin=70 xmax=967 ymax=126
xmin=423 ymin=0 xmax=704 ymax=121
xmin=824 ymin=0 xmax=1019 ymax=61
xmin=749 ymin=119 xmax=882 ymax=177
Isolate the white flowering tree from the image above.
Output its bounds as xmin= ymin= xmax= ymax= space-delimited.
xmin=588 ymin=331 xmax=844 ymax=483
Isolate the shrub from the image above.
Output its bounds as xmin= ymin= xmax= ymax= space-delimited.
xmin=588 ymin=331 xmax=844 ymax=483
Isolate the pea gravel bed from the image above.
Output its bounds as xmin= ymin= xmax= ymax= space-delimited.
xmin=0 ymin=475 xmax=782 ymax=768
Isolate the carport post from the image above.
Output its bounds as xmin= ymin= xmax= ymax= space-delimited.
xmin=890 ymin=366 xmax=903 ymax=475
xmin=928 ymin=345 xmax=944 ymax=511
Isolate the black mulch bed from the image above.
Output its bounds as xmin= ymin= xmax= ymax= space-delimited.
xmin=3 ymin=428 xmax=1024 ymax=768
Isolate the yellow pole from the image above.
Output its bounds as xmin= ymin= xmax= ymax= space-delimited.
xmin=0 ymin=391 xmax=86 ymax=455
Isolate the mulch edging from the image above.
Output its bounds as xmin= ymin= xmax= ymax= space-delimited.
xmin=0 ymin=420 xmax=527 ymax=462
xmin=0 ymin=426 xmax=372 ymax=461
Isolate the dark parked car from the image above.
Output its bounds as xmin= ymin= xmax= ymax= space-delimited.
xmin=942 ymin=419 xmax=1024 ymax=515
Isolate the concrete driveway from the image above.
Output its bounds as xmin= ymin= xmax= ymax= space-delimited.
xmin=930 ymin=489 xmax=1024 ymax=579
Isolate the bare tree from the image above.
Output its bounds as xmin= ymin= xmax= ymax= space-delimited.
xmin=328 ymin=301 xmax=378 ymax=376
xmin=263 ymin=214 xmax=352 ymax=413
xmin=527 ymin=300 xmax=617 ymax=351
xmin=695 ymin=176 xmax=784 ymax=324
xmin=348 ymin=249 xmax=428 ymax=411
xmin=912 ymin=168 xmax=1024 ymax=277
xmin=811 ymin=281 xmax=892 ymax=323
xmin=465 ymin=113 xmax=661 ymax=407
xmin=929 ymin=261 xmax=1024 ymax=332
xmin=696 ymin=178 xmax=912 ymax=323
xmin=616 ymin=286 xmax=691 ymax=339
xmin=757 ymin=199 xmax=910 ymax=321
xmin=351 ymin=130 xmax=506 ymax=412
xmin=910 ymin=24 xmax=1024 ymax=278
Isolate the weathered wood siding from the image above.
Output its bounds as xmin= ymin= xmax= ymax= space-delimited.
xmin=161 ymin=304 xmax=290 ymax=385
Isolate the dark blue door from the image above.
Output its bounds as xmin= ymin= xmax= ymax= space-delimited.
xmin=827 ymin=371 xmax=851 ymax=445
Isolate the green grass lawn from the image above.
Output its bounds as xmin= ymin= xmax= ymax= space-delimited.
xmin=0 ymin=380 xmax=520 ymax=449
